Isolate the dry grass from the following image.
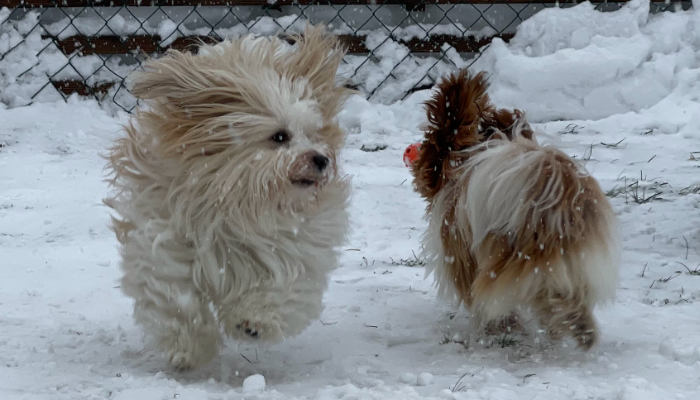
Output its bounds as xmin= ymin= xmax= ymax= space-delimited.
xmin=389 ymin=250 xmax=426 ymax=267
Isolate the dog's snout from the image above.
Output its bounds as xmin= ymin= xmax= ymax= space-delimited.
xmin=312 ymin=154 xmax=329 ymax=171
xmin=290 ymin=151 xmax=332 ymax=187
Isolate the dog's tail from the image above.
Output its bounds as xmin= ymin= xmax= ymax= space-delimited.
xmin=411 ymin=70 xmax=533 ymax=200
xmin=411 ymin=70 xmax=489 ymax=199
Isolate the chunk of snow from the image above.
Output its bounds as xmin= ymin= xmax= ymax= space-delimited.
xmin=242 ymin=374 xmax=266 ymax=393
xmin=416 ymin=372 xmax=434 ymax=386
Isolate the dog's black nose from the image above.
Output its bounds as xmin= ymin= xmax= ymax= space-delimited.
xmin=312 ymin=154 xmax=329 ymax=171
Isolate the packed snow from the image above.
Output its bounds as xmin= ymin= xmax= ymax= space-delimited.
xmin=1 ymin=1 xmax=700 ymax=399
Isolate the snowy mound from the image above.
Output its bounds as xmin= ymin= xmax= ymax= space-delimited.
xmin=474 ymin=0 xmax=700 ymax=122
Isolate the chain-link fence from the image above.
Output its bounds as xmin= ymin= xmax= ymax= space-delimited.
xmin=0 ymin=1 xmax=691 ymax=112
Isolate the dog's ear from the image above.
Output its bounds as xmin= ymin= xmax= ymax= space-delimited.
xmin=487 ymin=108 xmax=535 ymax=140
xmin=285 ymin=25 xmax=352 ymax=120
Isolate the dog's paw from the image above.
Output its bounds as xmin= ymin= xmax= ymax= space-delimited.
xmin=169 ymin=350 xmax=196 ymax=371
xmin=161 ymin=327 xmax=220 ymax=371
xmin=572 ymin=326 xmax=597 ymax=350
xmin=165 ymin=341 xmax=218 ymax=371
xmin=228 ymin=318 xmax=283 ymax=342
xmin=236 ymin=320 xmax=261 ymax=339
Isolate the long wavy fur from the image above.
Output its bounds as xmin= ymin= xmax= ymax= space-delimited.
xmin=412 ymin=70 xmax=619 ymax=349
xmin=105 ymin=25 xmax=352 ymax=369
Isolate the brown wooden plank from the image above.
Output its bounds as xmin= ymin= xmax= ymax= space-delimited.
xmin=47 ymin=32 xmax=512 ymax=55
xmin=0 ymin=0 xmax=676 ymax=9
xmin=338 ymin=34 xmax=366 ymax=54
xmin=167 ymin=35 xmax=221 ymax=51
xmin=46 ymin=34 xmax=228 ymax=54
xmin=52 ymin=79 xmax=359 ymax=97
xmin=51 ymin=79 xmax=114 ymax=96
xmin=51 ymin=35 xmax=160 ymax=54
xmin=403 ymin=32 xmax=514 ymax=53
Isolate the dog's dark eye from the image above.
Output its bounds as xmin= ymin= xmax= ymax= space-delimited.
xmin=270 ymin=130 xmax=290 ymax=144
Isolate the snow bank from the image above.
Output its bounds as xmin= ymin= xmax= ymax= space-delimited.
xmin=473 ymin=0 xmax=700 ymax=122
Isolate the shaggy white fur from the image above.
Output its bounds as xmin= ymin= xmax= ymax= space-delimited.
xmin=106 ymin=26 xmax=352 ymax=369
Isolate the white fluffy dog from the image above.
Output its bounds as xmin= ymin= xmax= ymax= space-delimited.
xmin=106 ymin=26 xmax=352 ymax=369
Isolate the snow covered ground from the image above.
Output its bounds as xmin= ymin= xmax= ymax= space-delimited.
xmin=2 ymin=1 xmax=700 ymax=399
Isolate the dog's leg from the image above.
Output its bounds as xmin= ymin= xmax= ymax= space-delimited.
xmin=484 ymin=313 xmax=523 ymax=335
xmin=218 ymin=288 xmax=285 ymax=342
xmin=219 ymin=274 xmax=325 ymax=343
xmin=132 ymin=293 xmax=220 ymax=370
xmin=121 ymin=239 xmax=220 ymax=370
xmin=533 ymin=292 xmax=597 ymax=350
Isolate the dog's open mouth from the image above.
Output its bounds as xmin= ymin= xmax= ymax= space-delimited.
xmin=292 ymin=178 xmax=318 ymax=187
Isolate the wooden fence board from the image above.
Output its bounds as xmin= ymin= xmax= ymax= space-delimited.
xmin=48 ymin=32 xmax=514 ymax=55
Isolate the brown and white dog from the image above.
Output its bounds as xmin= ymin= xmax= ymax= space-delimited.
xmin=411 ymin=70 xmax=619 ymax=349
xmin=105 ymin=26 xmax=352 ymax=369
